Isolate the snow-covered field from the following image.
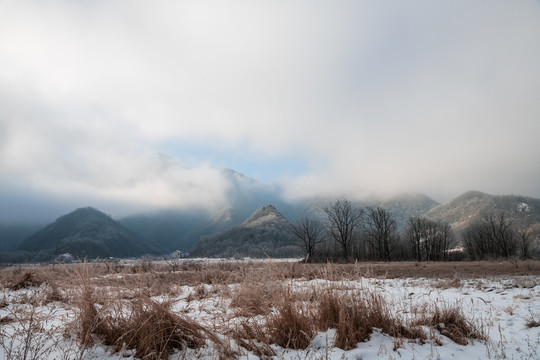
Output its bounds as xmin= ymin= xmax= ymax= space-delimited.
xmin=1 ymin=260 xmax=539 ymax=359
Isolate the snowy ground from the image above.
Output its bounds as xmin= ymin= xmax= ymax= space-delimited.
xmin=0 ymin=262 xmax=539 ymax=359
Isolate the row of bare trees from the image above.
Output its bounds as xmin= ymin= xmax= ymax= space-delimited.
xmin=291 ymin=199 xmax=456 ymax=262
xmin=291 ymin=199 xmax=536 ymax=262
xmin=462 ymin=212 xmax=532 ymax=260
xmin=404 ymin=217 xmax=454 ymax=262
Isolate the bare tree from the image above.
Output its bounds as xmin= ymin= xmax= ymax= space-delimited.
xmin=484 ymin=212 xmax=517 ymax=259
xmin=404 ymin=217 xmax=426 ymax=262
xmin=432 ymin=221 xmax=455 ymax=261
xmin=462 ymin=222 xmax=491 ymax=260
xmin=462 ymin=212 xmax=517 ymax=259
xmin=291 ymin=217 xmax=325 ymax=262
xmin=364 ymin=207 xmax=398 ymax=261
xmin=404 ymin=217 xmax=454 ymax=261
xmin=516 ymin=228 xmax=531 ymax=259
xmin=324 ymin=199 xmax=363 ymax=260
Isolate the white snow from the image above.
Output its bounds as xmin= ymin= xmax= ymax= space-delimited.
xmin=517 ymin=202 xmax=530 ymax=212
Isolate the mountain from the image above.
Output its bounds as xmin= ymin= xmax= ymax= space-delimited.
xmin=120 ymin=168 xmax=300 ymax=252
xmin=190 ymin=205 xmax=302 ymax=258
xmin=425 ymin=190 xmax=540 ymax=235
xmin=369 ymin=193 xmax=439 ymax=230
xmin=18 ymin=207 xmax=160 ymax=259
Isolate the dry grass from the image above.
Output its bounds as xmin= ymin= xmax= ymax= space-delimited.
xmin=7 ymin=271 xmax=44 ymax=291
xmin=526 ymin=318 xmax=540 ymax=328
xmin=266 ymin=291 xmax=314 ymax=349
xmin=75 ymin=289 xmax=227 ymax=359
xmin=229 ymin=268 xmax=283 ymax=316
xmin=317 ymin=287 xmax=426 ymax=350
xmin=1 ymin=259 xmax=517 ymax=358
xmin=229 ymin=320 xmax=277 ymax=358
xmin=415 ymin=303 xmax=486 ymax=345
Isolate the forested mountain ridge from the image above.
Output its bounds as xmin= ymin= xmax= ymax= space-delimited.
xmin=425 ymin=190 xmax=540 ymax=232
xmin=190 ymin=205 xmax=302 ymax=258
xmin=18 ymin=207 xmax=160 ymax=259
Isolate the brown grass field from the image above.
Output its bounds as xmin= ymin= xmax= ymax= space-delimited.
xmin=0 ymin=259 xmax=539 ymax=359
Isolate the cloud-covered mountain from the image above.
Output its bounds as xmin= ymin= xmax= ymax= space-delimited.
xmin=119 ymin=167 xmax=296 ymax=252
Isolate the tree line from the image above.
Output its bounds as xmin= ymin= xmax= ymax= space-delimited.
xmin=291 ymin=199 xmax=535 ymax=262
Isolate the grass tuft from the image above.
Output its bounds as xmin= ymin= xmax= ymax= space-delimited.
xmin=266 ymin=290 xmax=314 ymax=349
xmin=415 ymin=304 xmax=485 ymax=345
xmin=317 ymin=286 xmax=426 ymax=349
xmin=75 ymin=292 xmax=225 ymax=359
xmin=8 ymin=271 xmax=44 ymax=290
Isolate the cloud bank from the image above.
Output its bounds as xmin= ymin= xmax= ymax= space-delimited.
xmin=1 ymin=0 xmax=540 ymax=219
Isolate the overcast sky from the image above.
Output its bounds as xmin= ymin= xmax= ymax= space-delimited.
xmin=1 ymin=0 xmax=540 ymax=221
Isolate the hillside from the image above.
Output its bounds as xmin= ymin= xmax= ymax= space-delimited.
xmin=18 ymin=207 xmax=160 ymax=259
xmin=300 ymin=193 xmax=439 ymax=231
xmin=374 ymin=193 xmax=439 ymax=230
xmin=190 ymin=205 xmax=302 ymax=258
xmin=425 ymin=191 xmax=540 ymax=237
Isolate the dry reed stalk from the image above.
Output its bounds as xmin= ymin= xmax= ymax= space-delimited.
xmin=229 ymin=320 xmax=277 ymax=358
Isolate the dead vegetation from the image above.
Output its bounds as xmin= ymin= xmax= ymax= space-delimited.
xmin=7 ymin=271 xmax=44 ymax=291
xmin=414 ymin=303 xmax=486 ymax=345
xmin=526 ymin=318 xmax=540 ymax=328
xmin=74 ymin=286 xmax=229 ymax=359
xmin=1 ymin=259 xmax=537 ymax=358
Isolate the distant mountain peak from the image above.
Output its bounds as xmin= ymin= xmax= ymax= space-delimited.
xmin=69 ymin=206 xmax=109 ymax=218
xmin=18 ymin=206 xmax=160 ymax=259
xmin=190 ymin=204 xmax=300 ymax=258
xmin=241 ymin=204 xmax=286 ymax=228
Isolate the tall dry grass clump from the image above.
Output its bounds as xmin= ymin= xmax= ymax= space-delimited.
xmin=266 ymin=290 xmax=314 ymax=349
xmin=7 ymin=271 xmax=44 ymax=291
xmin=415 ymin=303 xmax=485 ymax=345
xmin=74 ymin=293 xmax=226 ymax=359
xmin=229 ymin=268 xmax=284 ymax=316
xmin=70 ymin=259 xmax=230 ymax=359
xmin=229 ymin=287 xmax=315 ymax=353
xmin=317 ymin=286 xmax=425 ymax=349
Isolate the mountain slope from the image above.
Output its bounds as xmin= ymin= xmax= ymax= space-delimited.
xmin=425 ymin=191 xmax=540 ymax=233
xmin=374 ymin=193 xmax=439 ymax=230
xmin=190 ymin=205 xmax=302 ymax=258
xmin=300 ymin=193 xmax=439 ymax=231
xmin=19 ymin=207 xmax=160 ymax=259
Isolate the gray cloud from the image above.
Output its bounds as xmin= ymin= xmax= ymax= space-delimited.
xmin=1 ymin=0 xmax=539 ymax=220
